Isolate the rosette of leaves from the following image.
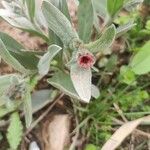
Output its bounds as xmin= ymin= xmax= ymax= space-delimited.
xmin=40 ymin=0 xmax=118 ymax=103
xmin=0 ymin=0 xmax=145 ymax=105
xmin=0 ymin=0 xmax=142 ymax=104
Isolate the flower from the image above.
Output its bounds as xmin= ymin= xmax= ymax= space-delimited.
xmin=77 ymin=52 xmax=95 ymax=69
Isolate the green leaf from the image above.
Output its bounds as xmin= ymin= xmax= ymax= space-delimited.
xmin=25 ymin=0 xmax=35 ymax=21
xmin=0 ymin=74 xmax=19 ymax=97
xmin=48 ymin=71 xmax=98 ymax=101
xmin=116 ymin=21 xmax=136 ymax=38
xmin=0 ymin=32 xmax=39 ymax=70
xmin=48 ymin=71 xmax=80 ymax=99
xmin=38 ymin=45 xmax=62 ymax=76
xmin=78 ymin=0 xmax=94 ymax=43
xmin=130 ymin=41 xmax=150 ymax=75
xmin=47 ymin=0 xmax=70 ymax=46
xmin=7 ymin=112 xmax=23 ymax=150
xmin=86 ymin=25 xmax=116 ymax=53
xmin=119 ymin=66 xmax=136 ymax=85
xmin=0 ymin=38 xmax=27 ymax=74
xmin=0 ymin=100 xmax=21 ymax=118
xmin=71 ymin=64 xmax=92 ymax=103
xmin=42 ymin=0 xmax=78 ymax=46
xmin=23 ymin=84 xmax=32 ymax=128
xmin=124 ymin=0 xmax=144 ymax=11
xmin=144 ymin=0 xmax=150 ymax=5
xmin=84 ymin=144 xmax=98 ymax=150
xmin=60 ymin=0 xmax=71 ymax=21
xmin=31 ymin=90 xmax=57 ymax=113
xmin=0 ymin=12 xmax=49 ymax=43
xmin=107 ymin=0 xmax=124 ymax=17
xmin=92 ymin=0 xmax=108 ymax=19
xmin=91 ymin=85 xmax=100 ymax=99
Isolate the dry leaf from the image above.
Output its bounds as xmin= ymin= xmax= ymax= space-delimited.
xmin=102 ymin=115 xmax=150 ymax=150
xmin=43 ymin=114 xmax=70 ymax=150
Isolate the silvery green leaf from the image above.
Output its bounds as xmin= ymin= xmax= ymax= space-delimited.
xmin=91 ymin=84 xmax=100 ymax=99
xmin=86 ymin=25 xmax=116 ymax=53
xmin=48 ymin=0 xmax=70 ymax=45
xmin=92 ymin=0 xmax=108 ymax=20
xmin=124 ymin=0 xmax=144 ymax=11
xmin=1 ymin=1 xmax=13 ymax=11
xmin=0 ymin=32 xmax=39 ymax=70
xmin=34 ymin=0 xmax=48 ymax=30
xmin=32 ymin=90 xmax=57 ymax=113
xmin=42 ymin=0 xmax=78 ymax=46
xmin=0 ymin=38 xmax=27 ymax=74
xmin=9 ymin=17 xmax=35 ymax=29
xmin=0 ymin=9 xmax=16 ymax=17
xmin=38 ymin=45 xmax=62 ymax=76
xmin=93 ymin=11 xmax=101 ymax=33
xmin=47 ymin=71 xmax=80 ymax=100
xmin=50 ymin=0 xmax=71 ymax=22
xmin=2 ymin=15 xmax=49 ymax=42
xmin=78 ymin=0 xmax=94 ymax=43
xmin=60 ymin=0 xmax=71 ymax=21
xmin=25 ymin=0 xmax=35 ymax=21
xmin=23 ymin=84 xmax=32 ymax=128
xmin=71 ymin=64 xmax=92 ymax=103
xmin=0 ymin=74 xmax=19 ymax=96
xmin=0 ymin=74 xmax=19 ymax=87
xmin=49 ymin=0 xmax=60 ymax=7
xmin=116 ymin=21 xmax=136 ymax=38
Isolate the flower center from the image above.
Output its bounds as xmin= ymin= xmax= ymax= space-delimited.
xmin=80 ymin=56 xmax=91 ymax=64
xmin=77 ymin=53 xmax=95 ymax=69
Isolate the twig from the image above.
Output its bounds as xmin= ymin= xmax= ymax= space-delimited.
xmin=113 ymin=103 xmax=128 ymax=122
xmin=24 ymin=93 xmax=64 ymax=136
xmin=69 ymin=115 xmax=80 ymax=150
xmin=69 ymin=101 xmax=80 ymax=150
xmin=130 ymin=134 xmax=135 ymax=150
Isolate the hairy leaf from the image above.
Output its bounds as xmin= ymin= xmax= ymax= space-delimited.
xmin=116 ymin=21 xmax=136 ymax=38
xmin=60 ymin=0 xmax=71 ymax=21
xmin=91 ymin=85 xmax=100 ymax=99
xmin=71 ymin=64 xmax=92 ymax=103
xmin=0 ymin=38 xmax=27 ymax=73
xmin=38 ymin=45 xmax=62 ymax=76
xmin=86 ymin=25 xmax=116 ymax=53
xmin=23 ymin=84 xmax=32 ymax=128
xmin=48 ymin=71 xmax=80 ymax=99
xmin=78 ymin=0 xmax=94 ymax=43
xmin=48 ymin=71 xmax=98 ymax=101
xmin=92 ymin=0 xmax=108 ymax=19
xmin=42 ymin=0 xmax=78 ymax=46
xmin=32 ymin=90 xmax=57 ymax=113
xmin=124 ymin=0 xmax=144 ymax=11
xmin=0 ymin=32 xmax=39 ymax=70
xmin=25 ymin=0 xmax=35 ymax=21
xmin=0 ymin=74 xmax=19 ymax=96
xmin=7 ymin=112 xmax=23 ymax=150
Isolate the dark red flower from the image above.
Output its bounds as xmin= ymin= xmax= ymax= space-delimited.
xmin=77 ymin=52 xmax=95 ymax=69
